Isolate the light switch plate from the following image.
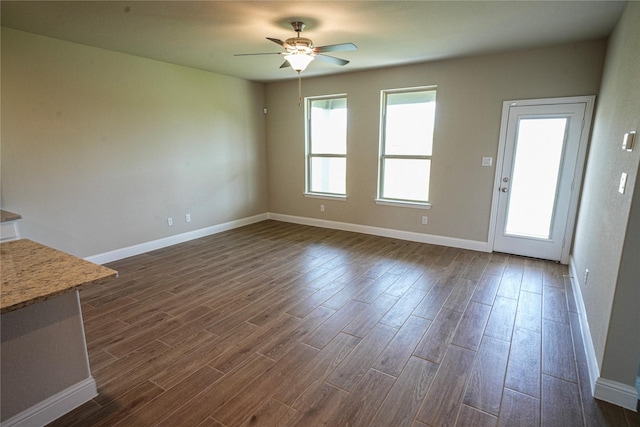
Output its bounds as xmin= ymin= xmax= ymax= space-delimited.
xmin=619 ymin=172 xmax=628 ymax=194
xmin=622 ymin=131 xmax=635 ymax=151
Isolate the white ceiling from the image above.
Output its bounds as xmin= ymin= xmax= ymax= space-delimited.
xmin=1 ymin=1 xmax=627 ymax=82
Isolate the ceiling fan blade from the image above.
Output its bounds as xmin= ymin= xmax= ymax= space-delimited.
xmin=280 ymin=61 xmax=291 ymax=69
xmin=314 ymin=43 xmax=357 ymax=53
xmin=267 ymin=37 xmax=285 ymax=46
xmin=234 ymin=52 xmax=282 ymax=56
xmin=315 ymin=54 xmax=350 ymax=66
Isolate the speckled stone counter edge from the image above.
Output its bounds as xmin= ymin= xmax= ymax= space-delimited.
xmin=1 ymin=239 xmax=117 ymax=314
xmin=0 ymin=210 xmax=22 ymax=222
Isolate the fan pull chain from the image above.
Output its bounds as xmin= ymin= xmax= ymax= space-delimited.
xmin=298 ymin=74 xmax=302 ymax=107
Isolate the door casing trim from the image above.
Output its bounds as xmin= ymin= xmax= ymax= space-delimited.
xmin=487 ymin=96 xmax=596 ymax=264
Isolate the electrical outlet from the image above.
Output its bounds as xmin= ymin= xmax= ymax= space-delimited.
xmin=185 ymin=213 xmax=191 ymax=223
xmin=167 ymin=217 xmax=173 ymax=226
xmin=320 ymin=205 xmax=325 ymax=212
xmin=421 ymin=216 xmax=428 ymax=225
xmin=584 ymin=269 xmax=589 ymax=285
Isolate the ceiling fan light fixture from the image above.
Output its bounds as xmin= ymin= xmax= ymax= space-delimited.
xmin=284 ymin=52 xmax=314 ymax=72
xmin=235 ymin=20 xmax=356 ymax=78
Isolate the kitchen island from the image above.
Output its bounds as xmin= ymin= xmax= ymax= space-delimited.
xmin=1 ymin=239 xmax=117 ymax=426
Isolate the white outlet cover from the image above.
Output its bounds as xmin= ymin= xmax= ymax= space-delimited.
xmin=482 ymin=157 xmax=493 ymax=167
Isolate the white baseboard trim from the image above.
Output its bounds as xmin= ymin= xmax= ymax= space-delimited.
xmin=568 ymin=257 xmax=600 ymax=395
xmin=268 ymin=213 xmax=490 ymax=252
xmin=85 ymin=213 xmax=269 ymax=264
xmin=2 ymin=377 xmax=97 ymax=427
xmin=595 ymin=378 xmax=639 ymax=411
xmin=86 ymin=212 xmax=490 ymax=266
xmin=569 ymin=257 xmax=639 ymax=411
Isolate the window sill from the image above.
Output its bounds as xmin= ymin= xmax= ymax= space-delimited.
xmin=375 ymin=199 xmax=432 ymax=209
xmin=304 ymin=192 xmax=348 ymax=201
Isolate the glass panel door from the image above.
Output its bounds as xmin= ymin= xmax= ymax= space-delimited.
xmin=492 ymin=101 xmax=588 ymax=262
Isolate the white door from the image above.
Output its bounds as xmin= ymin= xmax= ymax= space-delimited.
xmin=491 ymin=97 xmax=594 ymax=263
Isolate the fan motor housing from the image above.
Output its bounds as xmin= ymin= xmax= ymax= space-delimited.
xmin=285 ymin=37 xmax=314 ymax=54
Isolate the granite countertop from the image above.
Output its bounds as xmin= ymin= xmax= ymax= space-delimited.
xmin=1 ymin=239 xmax=117 ymax=314
xmin=0 ymin=210 xmax=21 ymax=222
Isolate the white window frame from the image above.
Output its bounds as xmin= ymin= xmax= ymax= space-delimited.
xmin=304 ymin=94 xmax=348 ymax=200
xmin=376 ymin=86 xmax=437 ymax=209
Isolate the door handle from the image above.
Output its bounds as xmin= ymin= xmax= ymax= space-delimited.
xmin=501 ymin=187 xmax=508 ymax=193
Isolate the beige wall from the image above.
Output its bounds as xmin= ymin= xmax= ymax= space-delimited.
xmin=572 ymin=2 xmax=640 ymax=389
xmin=265 ymin=40 xmax=606 ymax=243
xmin=1 ymin=28 xmax=268 ymax=258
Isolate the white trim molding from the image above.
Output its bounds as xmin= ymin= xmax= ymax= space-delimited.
xmin=595 ymin=378 xmax=639 ymax=411
xmin=569 ymin=258 xmax=600 ymax=394
xmin=569 ymin=257 xmax=639 ymax=411
xmin=303 ymin=193 xmax=348 ymax=201
xmin=268 ymin=213 xmax=489 ymax=252
xmin=374 ymin=199 xmax=432 ymax=210
xmin=2 ymin=377 xmax=97 ymax=427
xmin=85 ymin=213 xmax=269 ymax=264
xmin=84 ymin=212 xmax=488 ymax=266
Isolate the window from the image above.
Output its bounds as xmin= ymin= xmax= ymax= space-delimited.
xmin=305 ymin=95 xmax=347 ymax=197
xmin=378 ymin=87 xmax=436 ymax=206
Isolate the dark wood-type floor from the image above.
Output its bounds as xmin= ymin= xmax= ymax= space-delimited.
xmin=50 ymin=220 xmax=639 ymax=427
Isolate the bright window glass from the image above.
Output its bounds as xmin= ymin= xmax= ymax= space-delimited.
xmin=306 ymin=96 xmax=347 ymax=196
xmin=310 ymin=157 xmax=346 ymax=194
xmin=505 ymin=117 xmax=567 ymax=238
xmin=382 ymin=158 xmax=431 ymax=201
xmin=379 ymin=88 xmax=436 ymax=203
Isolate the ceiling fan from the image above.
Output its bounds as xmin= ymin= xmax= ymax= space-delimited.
xmin=235 ymin=21 xmax=357 ymax=74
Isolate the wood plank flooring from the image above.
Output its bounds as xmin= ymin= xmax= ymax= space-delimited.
xmin=49 ymin=220 xmax=639 ymax=427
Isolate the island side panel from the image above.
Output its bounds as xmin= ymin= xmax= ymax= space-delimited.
xmin=1 ymin=290 xmax=96 ymax=423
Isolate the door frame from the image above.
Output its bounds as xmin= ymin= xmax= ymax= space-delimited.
xmin=487 ymin=96 xmax=595 ymax=264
